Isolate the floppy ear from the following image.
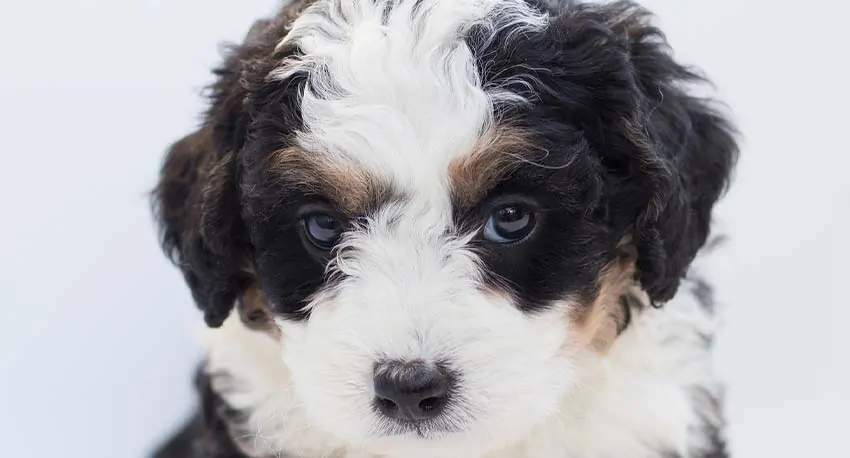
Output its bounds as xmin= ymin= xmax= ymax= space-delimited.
xmin=153 ymin=21 xmax=265 ymax=327
xmin=153 ymin=9 xmax=312 ymax=327
xmin=551 ymin=1 xmax=738 ymax=304
xmin=153 ymin=126 xmax=251 ymax=328
xmin=601 ymin=2 xmax=739 ymax=304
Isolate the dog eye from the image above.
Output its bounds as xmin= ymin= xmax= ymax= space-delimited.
xmin=483 ymin=203 xmax=537 ymax=243
xmin=302 ymin=213 xmax=343 ymax=250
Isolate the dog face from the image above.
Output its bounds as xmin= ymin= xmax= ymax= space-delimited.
xmin=154 ymin=0 xmax=737 ymax=455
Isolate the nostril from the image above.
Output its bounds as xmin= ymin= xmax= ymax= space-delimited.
xmin=376 ymin=396 xmax=399 ymax=414
xmin=418 ymin=395 xmax=445 ymax=413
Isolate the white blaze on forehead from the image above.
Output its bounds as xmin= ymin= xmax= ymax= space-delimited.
xmin=270 ymin=0 xmax=548 ymax=197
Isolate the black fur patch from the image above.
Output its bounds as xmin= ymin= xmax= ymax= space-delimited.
xmin=153 ymin=2 xmax=332 ymax=324
xmin=692 ymin=387 xmax=730 ymax=458
xmin=460 ymin=0 xmax=737 ymax=311
xmin=151 ymin=369 xmax=248 ymax=458
xmin=662 ymin=388 xmax=729 ymax=458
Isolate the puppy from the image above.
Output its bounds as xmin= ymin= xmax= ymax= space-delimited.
xmin=152 ymin=1 xmax=738 ymax=457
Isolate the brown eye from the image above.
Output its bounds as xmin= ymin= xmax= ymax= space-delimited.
xmin=483 ymin=204 xmax=536 ymax=243
xmin=302 ymin=213 xmax=343 ymax=250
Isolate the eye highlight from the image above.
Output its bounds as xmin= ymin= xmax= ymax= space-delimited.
xmin=483 ymin=202 xmax=537 ymax=244
xmin=302 ymin=212 xmax=343 ymax=250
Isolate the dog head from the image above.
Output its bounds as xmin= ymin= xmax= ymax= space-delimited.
xmin=154 ymin=0 xmax=737 ymax=455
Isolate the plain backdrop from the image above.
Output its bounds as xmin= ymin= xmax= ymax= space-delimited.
xmin=0 ymin=0 xmax=847 ymax=457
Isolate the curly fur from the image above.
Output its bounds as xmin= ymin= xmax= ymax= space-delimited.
xmin=151 ymin=1 xmax=738 ymax=457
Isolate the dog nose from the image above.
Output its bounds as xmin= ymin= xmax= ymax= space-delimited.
xmin=373 ymin=361 xmax=450 ymax=421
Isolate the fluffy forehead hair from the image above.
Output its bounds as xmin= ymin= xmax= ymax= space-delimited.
xmin=270 ymin=0 xmax=546 ymax=151
xmin=153 ymin=0 xmax=737 ymax=327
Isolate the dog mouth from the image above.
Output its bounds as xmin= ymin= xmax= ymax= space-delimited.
xmin=371 ymin=416 xmax=466 ymax=440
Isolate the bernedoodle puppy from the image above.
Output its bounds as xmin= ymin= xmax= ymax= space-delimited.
xmin=152 ymin=1 xmax=739 ymax=457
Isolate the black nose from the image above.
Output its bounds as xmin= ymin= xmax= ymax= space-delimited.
xmin=373 ymin=361 xmax=450 ymax=422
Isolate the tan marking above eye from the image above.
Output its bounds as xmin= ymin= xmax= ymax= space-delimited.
xmin=263 ymin=146 xmax=389 ymax=216
xmin=262 ymin=125 xmax=535 ymax=219
xmin=447 ymin=126 xmax=536 ymax=209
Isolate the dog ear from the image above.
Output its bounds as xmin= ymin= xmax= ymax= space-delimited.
xmin=153 ymin=8 xmax=312 ymax=326
xmin=555 ymin=2 xmax=739 ymax=304
xmin=153 ymin=126 xmax=251 ymax=328
xmin=152 ymin=21 xmax=267 ymax=327
xmin=605 ymin=2 xmax=739 ymax=304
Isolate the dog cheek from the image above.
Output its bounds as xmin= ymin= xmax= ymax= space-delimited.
xmin=276 ymin=297 xmax=384 ymax=441
xmin=567 ymin=259 xmax=640 ymax=353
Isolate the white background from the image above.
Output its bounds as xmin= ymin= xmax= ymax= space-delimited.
xmin=0 ymin=0 xmax=847 ymax=457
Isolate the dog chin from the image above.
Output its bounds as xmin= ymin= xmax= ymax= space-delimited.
xmin=325 ymin=400 xmax=558 ymax=458
xmin=358 ymin=430 xmax=513 ymax=458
